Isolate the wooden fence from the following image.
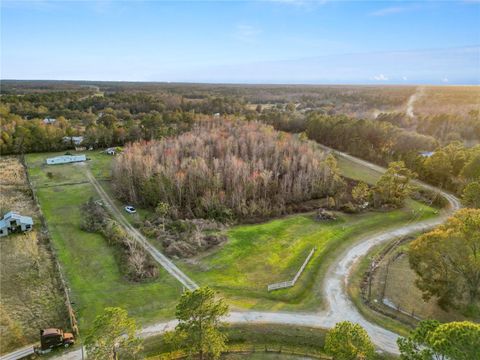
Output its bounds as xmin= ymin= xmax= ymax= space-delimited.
xmin=147 ymin=345 xmax=330 ymax=360
xmin=361 ymin=235 xmax=422 ymax=326
xmin=268 ymin=247 xmax=316 ymax=291
xmin=21 ymin=156 xmax=80 ymax=336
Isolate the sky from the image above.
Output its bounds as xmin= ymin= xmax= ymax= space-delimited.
xmin=1 ymin=0 xmax=479 ymax=84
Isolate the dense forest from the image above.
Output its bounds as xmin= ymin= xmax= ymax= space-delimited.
xmin=112 ymin=121 xmax=343 ymax=219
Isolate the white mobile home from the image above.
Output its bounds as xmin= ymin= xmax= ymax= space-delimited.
xmin=46 ymin=154 xmax=86 ymax=165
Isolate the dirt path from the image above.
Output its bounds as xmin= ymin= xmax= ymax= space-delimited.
xmin=3 ymin=148 xmax=460 ymax=360
xmin=85 ymin=170 xmax=198 ymax=291
xmin=406 ymin=86 xmax=426 ymax=118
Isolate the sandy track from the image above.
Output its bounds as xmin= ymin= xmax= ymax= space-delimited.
xmin=85 ymin=170 xmax=198 ymax=291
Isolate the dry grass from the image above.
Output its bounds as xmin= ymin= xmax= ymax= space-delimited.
xmin=0 ymin=157 xmax=68 ymax=354
xmin=374 ymin=251 xmax=472 ymax=323
xmin=0 ymin=157 xmax=34 ymax=217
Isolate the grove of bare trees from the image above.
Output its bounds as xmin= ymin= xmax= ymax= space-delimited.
xmin=112 ymin=120 xmax=343 ymax=219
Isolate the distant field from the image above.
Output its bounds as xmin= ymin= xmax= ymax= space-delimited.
xmin=0 ymin=157 xmax=67 ymax=354
xmin=25 ymin=151 xmax=182 ymax=331
xmin=415 ymin=86 xmax=480 ymax=118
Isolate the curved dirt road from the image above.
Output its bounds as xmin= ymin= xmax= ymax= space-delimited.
xmin=1 ymin=148 xmax=460 ymax=360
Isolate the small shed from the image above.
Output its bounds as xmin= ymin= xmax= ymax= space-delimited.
xmin=46 ymin=154 xmax=86 ymax=165
xmin=0 ymin=212 xmax=34 ymax=237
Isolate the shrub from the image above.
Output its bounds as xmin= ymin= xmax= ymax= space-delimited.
xmin=80 ymin=199 xmax=158 ymax=281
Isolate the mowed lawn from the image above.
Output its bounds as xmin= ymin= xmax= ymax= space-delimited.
xmin=25 ymin=152 xmax=182 ymax=331
xmin=179 ymin=200 xmax=437 ymax=312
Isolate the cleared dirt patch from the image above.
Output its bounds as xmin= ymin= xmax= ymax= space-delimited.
xmin=0 ymin=157 xmax=68 ymax=354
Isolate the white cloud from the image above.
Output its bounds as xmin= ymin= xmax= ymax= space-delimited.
xmin=402 ymin=76 xmax=408 ymax=81
xmin=370 ymin=5 xmax=419 ymax=17
xmin=442 ymin=77 xmax=449 ymax=83
xmin=373 ymin=74 xmax=389 ymax=81
xmin=234 ymin=25 xmax=261 ymax=43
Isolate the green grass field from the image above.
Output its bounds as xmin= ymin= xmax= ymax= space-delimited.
xmin=179 ymin=200 xmax=436 ymax=311
xmin=336 ymin=156 xmax=383 ymax=185
xmin=25 ymin=152 xmax=182 ymax=332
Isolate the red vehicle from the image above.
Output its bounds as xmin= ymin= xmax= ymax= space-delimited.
xmin=34 ymin=328 xmax=75 ymax=354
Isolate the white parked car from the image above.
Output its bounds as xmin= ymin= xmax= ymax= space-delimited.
xmin=124 ymin=206 xmax=136 ymax=214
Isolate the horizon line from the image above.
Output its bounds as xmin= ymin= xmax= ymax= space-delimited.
xmin=2 ymin=79 xmax=479 ymax=87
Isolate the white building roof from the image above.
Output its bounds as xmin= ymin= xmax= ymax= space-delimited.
xmin=46 ymin=154 xmax=86 ymax=165
xmin=2 ymin=211 xmax=33 ymax=225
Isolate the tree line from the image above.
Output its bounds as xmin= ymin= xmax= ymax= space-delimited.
xmin=377 ymin=110 xmax=480 ymax=144
xmin=265 ymin=112 xmax=480 ymax=205
xmin=409 ymin=208 xmax=480 ymax=315
xmin=0 ymin=103 xmax=195 ymax=154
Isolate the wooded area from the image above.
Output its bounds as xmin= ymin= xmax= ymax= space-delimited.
xmin=112 ymin=120 xmax=342 ymax=219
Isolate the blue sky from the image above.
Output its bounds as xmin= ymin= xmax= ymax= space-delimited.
xmin=1 ymin=0 xmax=479 ymax=84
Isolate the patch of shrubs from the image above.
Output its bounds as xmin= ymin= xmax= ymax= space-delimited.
xmin=411 ymin=187 xmax=448 ymax=208
xmin=141 ymin=216 xmax=227 ymax=259
xmin=80 ymin=198 xmax=158 ymax=281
